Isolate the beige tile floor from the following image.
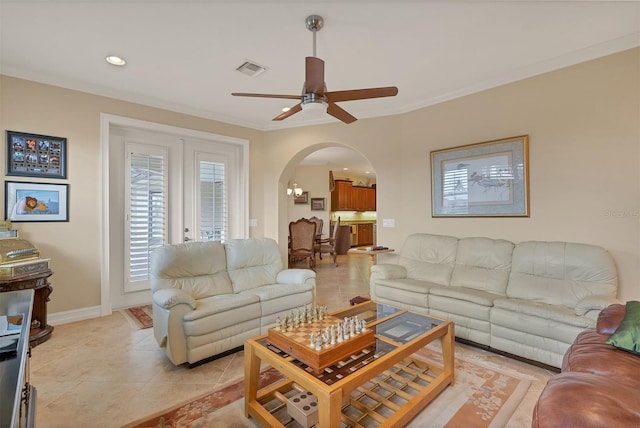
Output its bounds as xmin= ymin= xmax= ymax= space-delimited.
xmin=30 ymin=253 xmax=552 ymax=427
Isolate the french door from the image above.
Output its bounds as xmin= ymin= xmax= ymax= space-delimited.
xmin=107 ymin=120 xmax=248 ymax=308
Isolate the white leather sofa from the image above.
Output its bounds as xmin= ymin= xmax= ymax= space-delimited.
xmin=150 ymin=238 xmax=316 ymax=365
xmin=370 ymin=233 xmax=620 ymax=368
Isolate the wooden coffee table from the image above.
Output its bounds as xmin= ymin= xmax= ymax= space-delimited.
xmin=244 ymin=301 xmax=455 ymax=427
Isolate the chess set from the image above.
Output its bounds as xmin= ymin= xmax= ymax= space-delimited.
xmin=267 ymin=305 xmax=375 ymax=373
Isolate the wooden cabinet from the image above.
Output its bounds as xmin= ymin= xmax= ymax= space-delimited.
xmin=331 ymin=180 xmax=353 ymax=211
xmin=357 ymin=223 xmax=374 ymax=246
xmin=331 ymin=180 xmax=376 ymax=211
xmin=0 ymin=269 xmax=53 ymax=347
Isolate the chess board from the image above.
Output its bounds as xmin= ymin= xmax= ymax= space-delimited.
xmin=267 ymin=314 xmax=375 ymax=373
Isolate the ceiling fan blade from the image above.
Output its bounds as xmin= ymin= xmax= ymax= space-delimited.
xmin=231 ymin=93 xmax=301 ymax=100
xmin=305 ymin=57 xmax=325 ymax=94
xmin=327 ymin=102 xmax=357 ymax=124
xmin=326 ymin=86 xmax=398 ymax=102
xmin=273 ymin=103 xmax=302 ymax=121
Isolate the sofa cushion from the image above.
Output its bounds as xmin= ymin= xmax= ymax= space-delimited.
xmin=506 ymin=241 xmax=617 ymax=308
xmin=225 ymin=238 xmax=283 ymax=293
xmin=493 ymin=298 xmax=594 ymax=329
xmin=429 ymin=285 xmax=500 ymax=307
xmin=597 ymin=303 xmax=625 ymax=335
xmin=450 ymin=237 xmax=513 ymax=295
xmin=397 ymin=233 xmax=458 ymax=285
xmin=241 ymin=282 xmax=314 ymax=316
xmin=183 ymin=292 xmax=260 ymax=323
xmin=374 ymin=279 xmax=431 ymax=308
xmin=607 ymin=300 xmax=640 ymax=354
xmin=532 ymin=372 xmax=640 ymax=428
xmin=150 ymin=241 xmax=233 ymax=299
xmin=564 ymin=330 xmax=640 ymax=382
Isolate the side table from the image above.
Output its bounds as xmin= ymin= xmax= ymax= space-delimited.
xmin=347 ymin=247 xmax=395 ymax=277
xmin=0 ymin=269 xmax=54 ymax=347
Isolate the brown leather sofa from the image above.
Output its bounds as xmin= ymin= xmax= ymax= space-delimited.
xmin=532 ymin=304 xmax=640 ymax=427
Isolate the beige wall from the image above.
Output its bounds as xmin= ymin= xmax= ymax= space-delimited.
xmin=0 ymin=76 xmax=262 ymax=314
xmin=0 ymin=47 xmax=638 ymax=319
xmin=262 ymin=48 xmax=640 ymax=302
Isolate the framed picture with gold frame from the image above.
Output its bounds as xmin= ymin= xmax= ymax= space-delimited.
xmin=431 ymin=135 xmax=529 ymax=217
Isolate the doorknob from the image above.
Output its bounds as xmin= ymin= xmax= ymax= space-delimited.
xmin=184 ymin=237 xmax=191 ymax=242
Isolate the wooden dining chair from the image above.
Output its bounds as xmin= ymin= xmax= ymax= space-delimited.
xmin=316 ymin=217 xmax=342 ymax=266
xmin=288 ymin=218 xmax=317 ymax=269
xmin=309 ymin=216 xmax=324 ymax=258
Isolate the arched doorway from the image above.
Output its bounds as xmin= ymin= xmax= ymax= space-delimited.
xmin=279 ymin=144 xmax=377 ymax=259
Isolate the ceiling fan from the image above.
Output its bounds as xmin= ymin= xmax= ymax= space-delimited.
xmin=232 ymin=15 xmax=398 ymax=124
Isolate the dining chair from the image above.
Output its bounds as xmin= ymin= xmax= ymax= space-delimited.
xmin=309 ymin=216 xmax=324 ymax=258
xmin=316 ymin=217 xmax=342 ymax=266
xmin=288 ymin=218 xmax=317 ymax=269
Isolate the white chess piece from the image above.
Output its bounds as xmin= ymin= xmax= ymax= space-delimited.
xmin=337 ymin=323 xmax=343 ymax=343
xmin=309 ymin=331 xmax=316 ymax=348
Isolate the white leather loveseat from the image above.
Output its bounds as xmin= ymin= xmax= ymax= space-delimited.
xmin=370 ymin=233 xmax=620 ymax=368
xmin=150 ymin=238 xmax=316 ymax=366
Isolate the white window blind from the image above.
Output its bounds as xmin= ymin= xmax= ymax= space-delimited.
xmin=199 ymin=161 xmax=226 ymax=241
xmin=125 ymin=145 xmax=168 ymax=291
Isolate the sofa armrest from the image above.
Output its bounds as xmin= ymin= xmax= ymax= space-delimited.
xmin=152 ymin=288 xmax=196 ymax=310
xmin=574 ymin=295 xmax=622 ymax=316
xmin=370 ymin=263 xmax=407 ymax=280
xmin=596 ymin=303 xmax=626 ymax=335
xmin=276 ymin=268 xmax=316 ymax=285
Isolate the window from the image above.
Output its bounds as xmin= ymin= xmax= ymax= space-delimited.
xmin=124 ymin=144 xmax=168 ymax=292
xmin=198 ymin=161 xmax=226 ymax=241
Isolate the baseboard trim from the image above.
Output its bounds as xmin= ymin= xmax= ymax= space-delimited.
xmin=49 ymin=305 xmax=103 ymax=326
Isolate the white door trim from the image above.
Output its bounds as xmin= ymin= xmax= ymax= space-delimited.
xmin=99 ymin=113 xmax=249 ymax=315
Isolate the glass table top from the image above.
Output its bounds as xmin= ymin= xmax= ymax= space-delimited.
xmin=258 ymin=302 xmax=446 ymax=385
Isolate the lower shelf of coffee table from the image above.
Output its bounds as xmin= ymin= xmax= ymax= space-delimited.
xmin=254 ymin=355 xmax=448 ymax=428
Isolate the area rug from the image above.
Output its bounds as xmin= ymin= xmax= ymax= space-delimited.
xmin=120 ymin=304 xmax=153 ymax=329
xmin=124 ymin=348 xmax=531 ymax=428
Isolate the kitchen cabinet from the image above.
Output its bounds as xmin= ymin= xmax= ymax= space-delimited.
xmin=331 ymin=180 xmax=376 ymax=211
xmin=331 ymin=180 xmax=353 ymax=211
xmin=356 ymin=223 xmax=374 ymax=246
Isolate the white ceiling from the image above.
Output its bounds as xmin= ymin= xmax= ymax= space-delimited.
xmin=1 ymin=1 xmax=638 ymax=132
xmin=1 ymin=1 xmax=639 ymax=176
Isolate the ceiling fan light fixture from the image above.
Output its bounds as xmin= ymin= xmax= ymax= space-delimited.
xmin=301 ymin=99 xmax=328 ymax=112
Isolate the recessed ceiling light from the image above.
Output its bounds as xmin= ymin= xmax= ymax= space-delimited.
xmin=106 ymin=55 xmax=126 ymax=66
xmin=365 ymin=171 xmax=371 ymax=174
xmin=343 ymin=167 xmax=349 ymax=171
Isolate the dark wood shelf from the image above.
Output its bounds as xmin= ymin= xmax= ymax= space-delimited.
xmin=0 ymin=268 xmax=54 ymax=347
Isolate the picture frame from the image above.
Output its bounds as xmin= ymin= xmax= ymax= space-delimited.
xmin=431 ymin=135 xmax=529 ymax=217
xmin=5 ymin=181 xmax=69 ymax=222
xmin=310 ymin=197 xmax=326 ymax=211
xmin=294 ymin=191 xmax=309 ymax=204
xmin=6 ymin=130 xmax=67 ymax=179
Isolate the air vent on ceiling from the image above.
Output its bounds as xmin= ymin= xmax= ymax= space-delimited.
xmin=235 ymin=60 xmax=268 ymax=77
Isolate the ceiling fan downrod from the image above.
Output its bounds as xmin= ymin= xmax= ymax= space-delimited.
xmin=305 ymin=15 xmax=324 ymax=57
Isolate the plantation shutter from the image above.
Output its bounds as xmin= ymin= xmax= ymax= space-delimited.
xmin=125 ymin=144 xmax=168 ymax=292
xmin=198 ymin=161 xmax=226 ymax=241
